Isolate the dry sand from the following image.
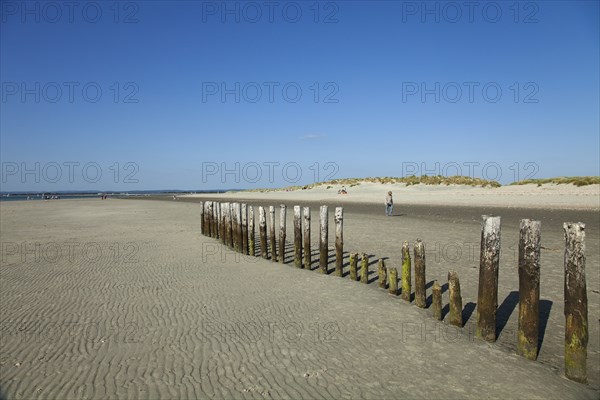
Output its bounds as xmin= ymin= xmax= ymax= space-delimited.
xmin=183 ymin=182 xmax=600 ymax=210
xmin=0 ymin=194 xmax=598 ymax=399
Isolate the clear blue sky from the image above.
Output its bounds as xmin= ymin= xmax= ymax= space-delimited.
xmin=1 ymin=0 xmax=598 ymax=191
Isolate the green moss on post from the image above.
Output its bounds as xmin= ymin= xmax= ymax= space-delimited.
xmin=448 ymin=271 xmax=463 ymax=327
xmin=563 ymin=222 xmax=588 ymax=383
xmin=378 ymin=259 xmax=387 ymax=288
xmin=414 ymin=239 xmax=426 ymax=308
xmin=432 ymin=280 xmax=442 ymax=320
xmin=477 ymin=215 xmax=501 ymax=342
xmin=360 ymin=253 xmax=369 ymax=283
xmin=401 ymin=241 xmax=411 ymax=302
xmin=388 ymin=267 xmax=398 ymax=295
xmin=517 ymin=219 xmax=541 ymax=361
xmin=349 ymin=253 xmax=358 ymax=281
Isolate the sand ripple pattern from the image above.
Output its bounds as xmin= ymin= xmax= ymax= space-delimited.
xmin=0 ymin=199 xmax=597 ymax=399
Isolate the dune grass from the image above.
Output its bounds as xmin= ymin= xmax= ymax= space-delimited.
xmin=510 ymin=176 xmax=600 ymax=187
xmin=245 ymin=175 xmax=501 ymax=192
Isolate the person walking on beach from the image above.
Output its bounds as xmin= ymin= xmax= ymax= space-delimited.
xmin=385 ymin=191 xmax=393 ymax=216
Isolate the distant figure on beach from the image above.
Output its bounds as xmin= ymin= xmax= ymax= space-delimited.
xmin=385 ymin=191 xmax=393 ymax=216
xmin=173 ymin=195 xmax=178 ymax=200
xmin=338 ymin=186 xmax=347 ymax=195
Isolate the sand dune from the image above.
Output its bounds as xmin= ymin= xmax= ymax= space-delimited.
xmin=0 ymin=198 xmax=598 ymax=399
xmin=184 ymin=182 xmax=600 ymax=210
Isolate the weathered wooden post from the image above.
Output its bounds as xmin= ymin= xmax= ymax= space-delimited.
xmin=200 ymin=201 xmax=204 ymax=235
xmin=205 ymin=201 xmax=211 ymax=237
xmin=221 ymin=203 xmax=227 ymax=245
xmin=222 ymin=202 xmax=228 ymax=245
xmin=414 ymin=239 xmax=426 ymax=308
xmin=207 ymin=201 xmax=214 ymax=238
xmin=222 ymin=203 xmax=231 ymax=247
xmin=378 ymin=259 xmax=387 ymax=288
xmin=278 ymin=205 xmax=286 ymax=264
xmin=236 ymin=203 xmax=243 ymax=253
xmin=259 ymin=206 xmax=268 ymax=259
xmin=294 ymin=206 xmax=302 ymax=268
xmin=564 ymin=222 xmax=588 ymax=383
xmin=229 ymin=203 xmax=236 ymax=249
xmin=214 ymin=202 xmax=220 ymax=240
xmin=477 ymin=215 xmax=501 ymax=342
xmin=228 ymin=203 xmax=234 ymax=248
xmin=211 ymin=201 xmax=218 ymax=238
xmin=360 ymin=253 xmax=369 ymax=283
xmin=388 ymin=267 xmax=398 ymax=295
xmin=248 ymin=205 xmax=255 ymax=256
xmin=349 ymin=253 xmax=358 ymax=281
xmin=432 ymin=280 xmax=442 ymax=320
xmin=448 ymin=271 xmax=463 ymax=327
xmin=335 ymin=207 xmax=343 ymax=277
xmin=241 ymin=204 xmax=248 ymax=255
xmin=401 ymin=241 xmax=411 ymax=302
xmin=517 ymin=219 xmax=541 ymax=361
xmin=319 ymin=205 xmax=328 ymax=274
xmin=231 ymin=203 xmax=239 ymax=252
xmin=303 ymin=207 xmax=311 ymax=269
xmin=269 ymin=206 xmax=277 ymax=262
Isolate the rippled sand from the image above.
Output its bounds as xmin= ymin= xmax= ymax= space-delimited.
xmin=1 ymin=199 xmax=597 ymax=399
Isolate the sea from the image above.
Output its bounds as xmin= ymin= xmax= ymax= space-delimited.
xmin=0 ymin=190 xmax=233 ymax=202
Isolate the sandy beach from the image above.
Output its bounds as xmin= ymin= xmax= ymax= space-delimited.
xmin=1 ymin=187 xmax=598 ymax=399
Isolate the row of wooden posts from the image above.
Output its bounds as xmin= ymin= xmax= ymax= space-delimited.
xmin=199 ymin=201 xmax=589 ymax=384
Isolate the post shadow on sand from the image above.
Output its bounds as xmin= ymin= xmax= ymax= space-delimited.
xmin=461 ymin=302 xmax=476 ymax=325
xmin=538 ymin=299 xmax=553 ymax=354
xmin=496 ymin=291 xmax=519 ymax=338
xmin=426 ymin=281 xmax=449 ymax=306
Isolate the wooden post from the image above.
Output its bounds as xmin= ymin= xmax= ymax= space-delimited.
xmin=448 ymin=271 xmax=463 ymax=327
xmin=335 ymin=207 xmax=343 ymax=277
xmin=432 ymin=280 xmax=442 ymax=320
xmin=388 ymin=267 xmax=398 ymax=295
xmin=517 ymin=219 xmax=541 ymax=361
xmin=220 ymin=203 xmax=227 ymax=245
xmin=269 ymin=206 xmax=277 ymax=262
xmin=401 ymin=241 xmax=411 ymax=302
xmin=207 ymin=201 xmax=214 ymax=238
xmin=200 ymin=201 xmax=204 ymax=235
xmin=319 ymin=205 xmax=328 ymax=274
xmin=211 ymin=201 xmax=217 ymax=238
xmin=259 ymin=206 xmax=268 ymax=259
xmin=414 ymin=239 xmax=426 ymax=308
xmin=360 ymin=253 xmax=369 ymax=284
xmin=564 ymin=222 xmax=588 ymax=383
xmin=349 ymin=253 xmax=358 ymax=281
xmin=278 ymin=205 xmax=286 ymax=264
xmin=303 ymin=207 xmax=311 ymax=270
xmin=378 ymin=259 xmax=387 ymax=288
xmin=236 ymin=203 xmax=243 ymax=253
xmin=231 ymin=203 xmax=239 ymax=252
xmin=214 ymin=202 xmax=220 ymax=240
xmin=248 ymin=205 xmax=255 ymax=256
xmin=241 ymin=204 xmax=248 ymax=255
xmin=477 ymin=215 xmax=501 ymax=342
xmin=228 ymin=203 xmax=234 ymax=249
xmin=294 ymin=206 xmax=302 ymax=268
xmin=229 ymin=203 xmax=236 ymax=249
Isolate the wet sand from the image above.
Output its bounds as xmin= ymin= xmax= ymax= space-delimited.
xmin=0 ymin=197 xmax=598 ymax=399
